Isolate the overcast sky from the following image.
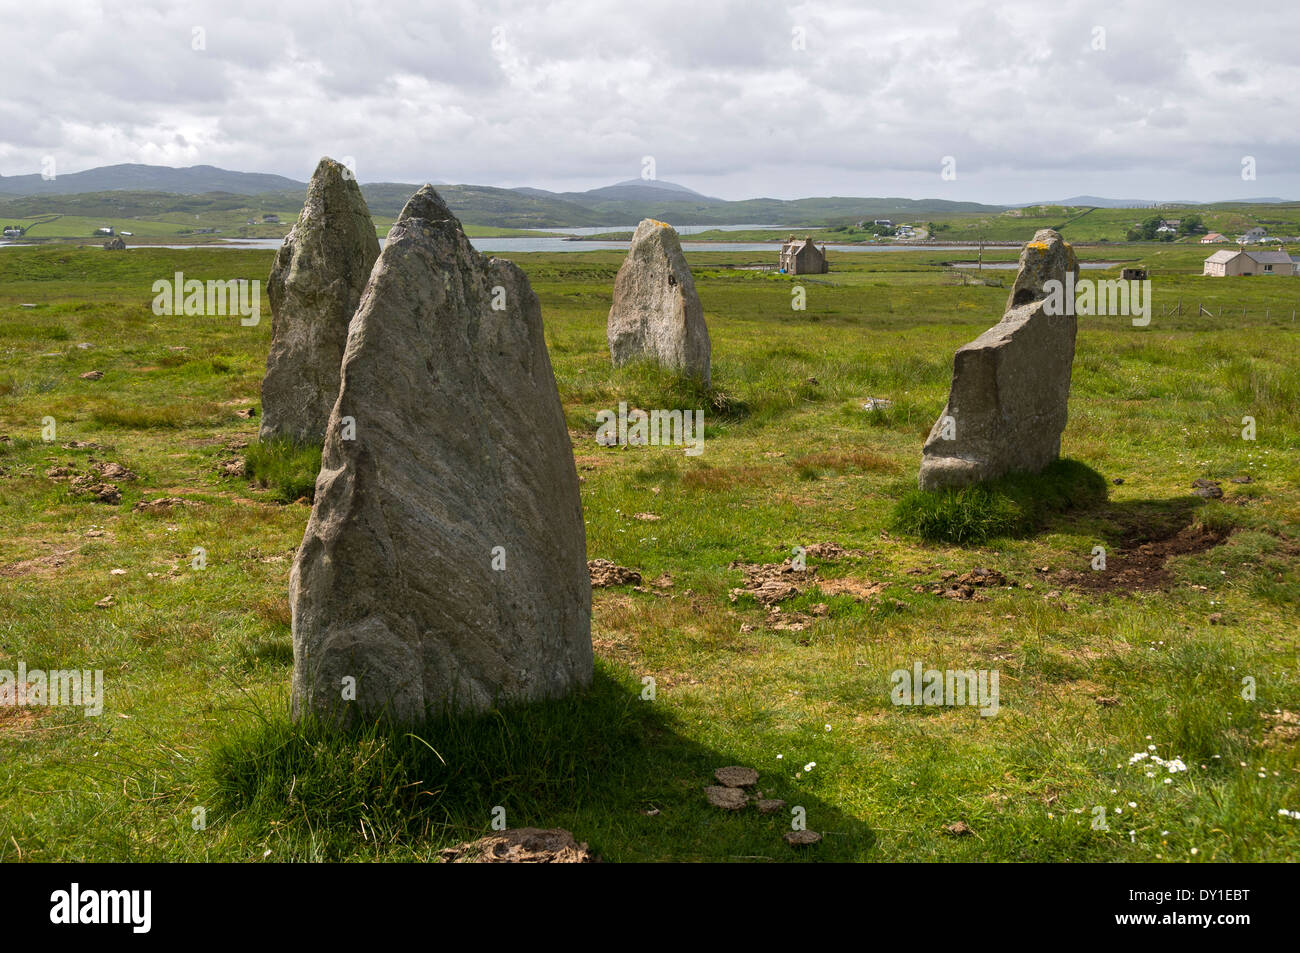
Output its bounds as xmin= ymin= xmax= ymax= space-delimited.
xmin=1 ymin=0 xmax=1296 ymax=203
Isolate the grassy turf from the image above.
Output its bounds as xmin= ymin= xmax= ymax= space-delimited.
xmin=0 ymin=241 xmax=1297 ymax=862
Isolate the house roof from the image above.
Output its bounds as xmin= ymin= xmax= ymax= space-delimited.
xmin=1244 ymin=251 xmax=1293 ymax=264
xmin=1205 ymin=250 xmax=1241 ymax=263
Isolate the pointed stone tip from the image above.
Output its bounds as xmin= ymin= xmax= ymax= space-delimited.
xmin=633 ymin=217 xmax=679 ymax=244
xmin=398 ymin=185 xmax=457 ymax=225
xmin=308 ymin=156 xmax=354 ymax=187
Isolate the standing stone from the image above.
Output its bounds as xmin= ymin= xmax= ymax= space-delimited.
xmin=918 ymin=229 xmax=1079 ymax=491
xmin=290 ymin=185 xmax=592 ymax=725
xmin=607 ymin=219 xmax=710 ymax=385
xmin=259 ymin=156 xmax=380 ymax=445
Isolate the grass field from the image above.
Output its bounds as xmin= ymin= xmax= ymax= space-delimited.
xmin=0 ymin=240 xmax=1297 ymax=862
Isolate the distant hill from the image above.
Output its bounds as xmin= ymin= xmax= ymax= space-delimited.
xmin=0 ymin=163 xmax=306 ymax=196
xmin=1020 ymin=195 xmax=1294 ymax=209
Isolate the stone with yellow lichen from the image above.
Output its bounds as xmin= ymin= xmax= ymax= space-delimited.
xmin=919 ymin=229 xmax=1080 ymax=491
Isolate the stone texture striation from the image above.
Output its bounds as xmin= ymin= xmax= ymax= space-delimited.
xmin=290 ymin=185 xmax=592 ymax=724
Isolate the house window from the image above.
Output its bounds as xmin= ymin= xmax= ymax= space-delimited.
xmin=1265 ymin=265 xmax=1273 ymax=272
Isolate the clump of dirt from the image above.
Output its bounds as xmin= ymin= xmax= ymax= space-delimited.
xmin=957 ymin=567 xmax=1007 ymax=587
xmin=913 ymin=566 xmax=1007 ymax=601
xmin=588 ymin=559 xmax=641 ymax=588
xmin=1057 ymin=523 xmax=1230 ymax=593
xmin=728 ymin=559 xmax=813 ymax=606
xmin=705 ymin=786 xmax=749 ymax=810
xmin=438 ymin=828 xmax=594 ymax=863
xmin=1191 ymin=478 xmax=1223 ymax=500
xmin=132 ymin=497 xmax=193 ymax=513
xmin=70 ymin=478 xmax=121 ymax=504
xmin=802 ymin=541 xmax=864 ymax=560
xmin=91 ymin=461 xmax=136 ymax=481
xmin=715 ymin=766 xmax=760 ymax=787
xmin=1261 ymin=710 xmax=1299 ymax=747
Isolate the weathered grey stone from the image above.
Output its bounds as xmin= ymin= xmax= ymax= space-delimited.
xmin=607 ymin=219 xmax=710 ymax=385
xmin=919 ymin=229 xmax=1079 ymax=491
xmin=260 ymin=157 xmax=380 ymax=445
xmin=290 ymin=185 xmax=592 ymax=725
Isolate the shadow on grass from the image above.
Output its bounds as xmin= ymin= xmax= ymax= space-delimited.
xmin=206 ymin=665 xmax=874 ymax=862
xmin=890 ymin=458 xmax=1109 ymax=545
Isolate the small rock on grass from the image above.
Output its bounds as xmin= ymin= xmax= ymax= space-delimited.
xmin=943 ymin=821 xmax=973 ymax=836
xmin=705 ymin=786 xmax=749 ymax=810
xmin=714 ymin=765 xmax=759 ymax=788
xmin=756 ymin=798 xmax=787 ymax=815
xmin=1095 ymin=696 xmax=1120 ymax=707
xmin=79 ymin=370 xmax=104 ymax=381
xmin=783 ymin=830 xmax=822 ymax=847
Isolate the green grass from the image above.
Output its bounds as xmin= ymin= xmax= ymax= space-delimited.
xmin=0 ymin=241 xmax=1297 ymax=863
xmin=892 ymin=459 xmax=1110 ymax=544
xmin=244 ymin=439 xmax=323 ymax=502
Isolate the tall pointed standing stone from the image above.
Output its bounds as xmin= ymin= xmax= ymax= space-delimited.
xmin=259 ymin=157 xmax=380 ymax=445
xmin=290 ymin=185 xmax=592 ymax=725
xmin=607 ymin=219 xmax=711 ymax=385
xmin=918 ymin=229 xmax=1080 ymax=491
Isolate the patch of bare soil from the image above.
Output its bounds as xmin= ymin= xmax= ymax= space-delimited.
xmin=132 ymin=497 xmax=194 ymax=513
xmin=728 ymin=559 xmax=813 ymax=606
xmin=1261 ymin=710 xmax=1299 ymax=747
xmin=1057 ymin=524 xmax=1230 ymax=593
xmin=802 ymin=541 xmax=864 ymax=560
xmin=438 ymin=828 xmax=594 ymax=863
xmin=0 ymin=549 xmax=78 ymax=578
xmin=0 ymin=702 xmax=40 ymax=732
xmin=588 ymin=559 xmax=641 ymax=587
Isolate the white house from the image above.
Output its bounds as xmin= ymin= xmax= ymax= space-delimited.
xmin=1203 ymin=249 xmax=1295 ymax=276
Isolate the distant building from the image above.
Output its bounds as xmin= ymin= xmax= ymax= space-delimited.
xmin=1238 ymin=226 xmax=1267 ymax=243
xmin=262 ymin=214 xmax=281 ymax=224
xmin=1203 ymin=249 xmax=1295 ymax=276
xmin=1200 ymin=232 xmax=1227 ymax=243
xmin=1121 ymin=267 xmax=1148 ymax=280
xmin=2 ymin=225 xmax=24 ymax=238
xmin=95 ymin=226 xmax=114 ymax=236
xmin=873 ymin=219 xmax=892 ymax=226
xmin=779 ymin=235 xmax=828 ymax=274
